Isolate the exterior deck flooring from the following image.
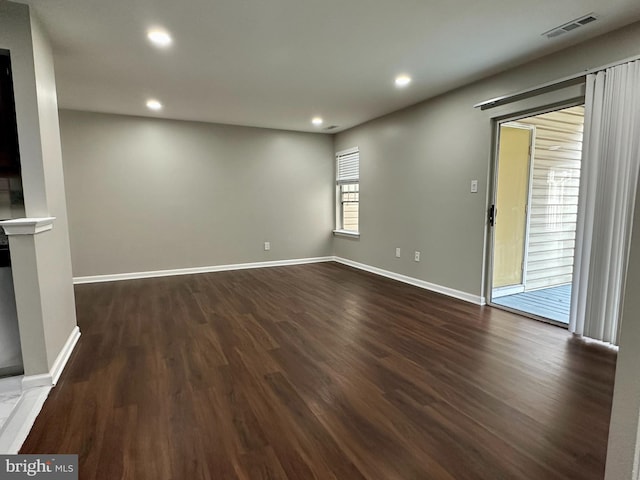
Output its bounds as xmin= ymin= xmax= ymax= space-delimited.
xmin=493 ymin=284 xmax=572 ymax=324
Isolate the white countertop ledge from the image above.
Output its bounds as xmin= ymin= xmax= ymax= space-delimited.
xmin=0 ymin=217 xmax=56 ymax=236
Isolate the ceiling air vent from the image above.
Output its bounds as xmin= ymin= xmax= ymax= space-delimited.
xmin=324 ymin=125 xmax=339 ymax=131
xmin=543 ymin=13 xmax=597 ymax=39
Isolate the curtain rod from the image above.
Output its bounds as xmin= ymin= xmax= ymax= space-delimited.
xmin=474 ymin=52 xmax=640 ymax=110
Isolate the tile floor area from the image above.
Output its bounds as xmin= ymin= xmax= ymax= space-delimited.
xmin=0 ymin=383 xmax=51 ymax=454
xmin=0 ymin=390 xmax=21 ymax=432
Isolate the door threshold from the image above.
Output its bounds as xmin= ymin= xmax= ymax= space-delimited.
xmin=488 ymin=302 xmax=569 ymax=329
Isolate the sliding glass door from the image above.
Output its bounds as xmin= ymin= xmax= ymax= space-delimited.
xmin=489 ymin=105 xmax=585 ymax=325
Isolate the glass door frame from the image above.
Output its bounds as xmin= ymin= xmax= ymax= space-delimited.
xmin=485 ymin=99 xmax=585 ymax=328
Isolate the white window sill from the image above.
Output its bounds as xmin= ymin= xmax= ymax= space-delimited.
xmin=333 ymin=229 xmax=360 ymax=238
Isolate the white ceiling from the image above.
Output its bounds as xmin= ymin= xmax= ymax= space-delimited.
xmin=18 ymin=0 xmax=640 ymax=133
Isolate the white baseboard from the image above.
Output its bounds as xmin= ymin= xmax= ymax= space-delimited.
xmin=21 ymin=326 xmax=81 ymax=389
xmin=0 ymin=386 xmax=51 ymax=454
xmin=333 ymin=257 xmax=486 ymax=305
xmin=73 ymin=256 xmax=335 ymax=284
xmin=50 ymin=326 xmax=81 ymax=385
xmin=72 ymin=255 xmax=485 ymax=305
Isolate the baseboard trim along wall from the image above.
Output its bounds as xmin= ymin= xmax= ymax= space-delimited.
xmin=73 ymin=256 xmax=484 ymax=305
xmin=50 ymin=326 xmax=81 ymax=386
xmin=333 ymin=257 xmax=486 ymax=306
xmin=72 ymin=257 xmax=335 ymax=284
xmin=22 ymin=326 xmax=81 ymax=389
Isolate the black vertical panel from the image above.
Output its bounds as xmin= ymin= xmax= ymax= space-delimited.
xmin=0 ymin=52 xmax=20 ymax=175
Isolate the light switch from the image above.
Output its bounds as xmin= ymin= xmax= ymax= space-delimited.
xmin=471 ymin=180 xmax=478 ymax=193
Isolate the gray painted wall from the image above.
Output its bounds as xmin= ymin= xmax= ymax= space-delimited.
xmin=334 ymin=21 xmax=640 ymax=299
xmin=60 ymin=110 xmax=334 ymax=277
xmin=59 ymin=21 xmax=640 ymax=295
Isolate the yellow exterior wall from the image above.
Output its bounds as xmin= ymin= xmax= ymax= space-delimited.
xmin=493 ymin=126 xmax=531 ymax=288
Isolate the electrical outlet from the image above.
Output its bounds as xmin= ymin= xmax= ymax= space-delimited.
xmin=471 ymin=180 xmax=478 ymax=193
xmin=264 ymin=242 xmax=270 ymax=251
xmin=395 ymin=247 xmax=401 ymax=258
xmin=414 ymin=251 xmax=420 ymax=262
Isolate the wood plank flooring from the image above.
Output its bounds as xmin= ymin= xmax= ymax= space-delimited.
xmin=20 ymin=262 xmax=617 ymax=479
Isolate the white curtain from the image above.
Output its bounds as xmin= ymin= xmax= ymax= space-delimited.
xmin=570 ymin=60 xmax=640 ymax=345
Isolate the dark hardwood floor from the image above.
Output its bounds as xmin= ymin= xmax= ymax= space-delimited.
xmin=21 ymin=262 xmax=617 ymax=479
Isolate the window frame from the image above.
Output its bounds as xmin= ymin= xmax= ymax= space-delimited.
xmin=334 ymin=147 xmax=360 ymax=237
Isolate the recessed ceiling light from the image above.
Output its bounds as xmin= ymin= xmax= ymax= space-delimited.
xmin=395 ymin=75 xmax=412 ymax=88
xmin=311 ymin=117 xmax=323 ymax=126
xmin=146 ymin=99 xmax=163 ymax=111
xmin=147 ymin=29 xmax=173 ymax=48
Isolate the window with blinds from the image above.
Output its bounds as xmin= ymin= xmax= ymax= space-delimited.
xmin=336 ymin=148 xmax=359 ymax=233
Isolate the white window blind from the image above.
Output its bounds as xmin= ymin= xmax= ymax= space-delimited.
xmin=336 ymin=148 xmax=359 ymax=184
